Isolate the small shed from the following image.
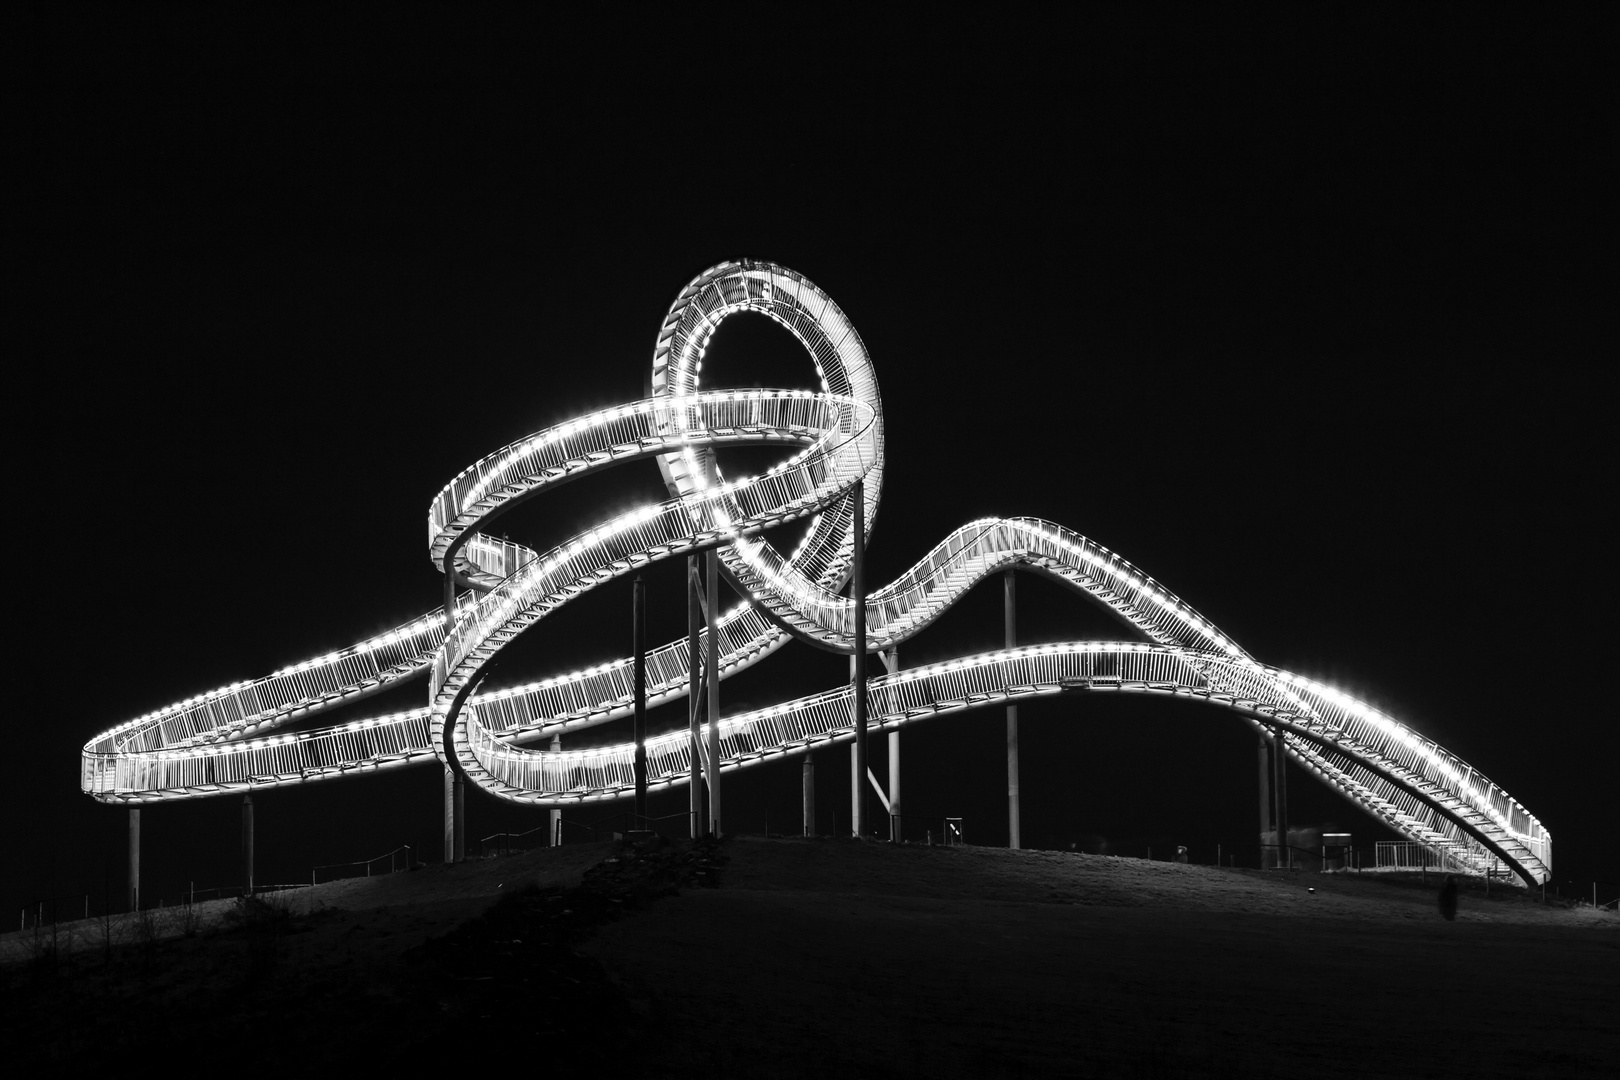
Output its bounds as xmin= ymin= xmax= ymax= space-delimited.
xmin=1322 ymin=832 xmax=1354 ymax=870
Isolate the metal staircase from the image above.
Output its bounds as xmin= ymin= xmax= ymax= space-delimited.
xmin=80 ymin=259 xmax=1551 ymax=887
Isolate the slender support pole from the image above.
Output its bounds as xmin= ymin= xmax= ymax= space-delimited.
xmin=852 ymin=478 xmax=867 ymax=839
xmin=1257 ymin=730 xmax=1273 ymax=866
xmin=887 ymin=730 xmax=902 ymax=842
xmin=441 ymin=563 xmax=462 ymax=864
xmin=849 ymin=732 xmax=860 ymax=838
xmin=802 ymin=758 xmax=816 ymax=837
xmin=1273 ymin=725 xmax=1290 ymax=868
xmin=687 ymin=555 xmax=703 ymax=839
xmin=242 ymin=793 xmax=254 ymax=897
xmin=1005 ymin=569 xmax=1020 ymax=850
xmin=866 ymin=767 xmax=892 ymax=813
xmin=885 ymin=648 xmax=901 ymax=842
xmin=443 ymin=765 xmax=463 ymax=864
xmin=128 ymin=808 xmax=140 ymax=912
xmin=632 ymin=575 xmax=648 ymax=827
xmin=705 ymin=547 xmax=722 ymax=837
xmin=455 ymin=775 xmax=466 ymax=862
xmin=549 ymin=734 xmax=562 ymax=846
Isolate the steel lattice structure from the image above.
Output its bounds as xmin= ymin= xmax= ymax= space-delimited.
xmin=80 ymin=260 xmax=1552 ymax=886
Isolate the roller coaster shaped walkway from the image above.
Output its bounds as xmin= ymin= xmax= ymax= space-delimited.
xmin=81 ymin=259 xmax=1552 ymax=887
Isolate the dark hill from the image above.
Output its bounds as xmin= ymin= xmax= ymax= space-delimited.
xmin=4 ymin=837 xmax=1614 ymax=1077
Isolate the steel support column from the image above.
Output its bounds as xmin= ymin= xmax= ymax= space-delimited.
xmin=884 ymin=648 xmax=901 ymax=842
xmin=549 ymin=734 xmax=562 ymax=846
xmin=705 ymin=547 xmax=721 ymax=837
xmin=443 ymin=765 xmax=465 ymax=864
xmin=1273 ymin=725 xmax=1291 ymax=868
xmin=849 ymin=733 xmax=859 ymax=838
xmin=1257 ymin=730 xmax=1273 ymax=865
xmin=888 ymin=731 xmax=902 ymax=841
xmin=242 ymin=793 xmax=254 ymax=897
xmin=128 ymin=807 xmax=140 ymax=911
xmin=442 ymin=556 xmax=457 ymax=633
xmin=687 ymin=555 xmax=703 ymax=839
xmin=441 ymin=566 xmax=462 ymax=864
xmin=454 ymin=774 xmax=465 ymax=862
xmin=632 ymin=575 xmax=648 ymax=828
xmin=444 ymin=766 xmax=455 ymax=863
xmin=852 ymin=478 xmax=867 ymax=839
xmin=1005 ymin=569 xmax=1020 ymax=850
xmin=802 ymin=757 xmax=815 ymax=837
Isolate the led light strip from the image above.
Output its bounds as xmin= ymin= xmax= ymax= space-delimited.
xmin=80 ymin=259 xmax=1550 ymax=886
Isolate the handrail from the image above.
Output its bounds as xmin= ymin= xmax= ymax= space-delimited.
xmin=311 ymin=845 xmax=414 ymax=884
xmin=79 ymin=258 xmax=1552 ymax=888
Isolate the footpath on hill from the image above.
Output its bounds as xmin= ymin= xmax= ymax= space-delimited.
xmin=3 ymin=836 xmax=1614 ymax=1078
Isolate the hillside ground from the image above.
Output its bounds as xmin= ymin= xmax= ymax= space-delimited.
xmin=3 ymin=837 xmax=1614 ymax=1078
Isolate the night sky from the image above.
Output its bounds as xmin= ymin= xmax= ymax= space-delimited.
xmin=8 ymin=9 xmax=1609 ymax=919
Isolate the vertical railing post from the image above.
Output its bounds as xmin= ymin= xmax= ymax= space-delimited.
xmin=1005 ymin=569 xmax=1020 ymax=850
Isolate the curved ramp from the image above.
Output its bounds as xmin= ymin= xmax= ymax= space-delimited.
xmin=81 ymin=260 xmax=1551 ymax=886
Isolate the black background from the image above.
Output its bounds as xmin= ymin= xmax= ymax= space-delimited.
xmin=6 ymin=7 xmax=1609 ymax=917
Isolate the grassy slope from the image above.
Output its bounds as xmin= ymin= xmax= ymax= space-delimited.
xmin=3 ymin=838 xmax=1614 ymax=1078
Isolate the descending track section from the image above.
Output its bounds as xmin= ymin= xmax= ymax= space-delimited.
xmin=80 ymin=259 xmax=1552 ymax=886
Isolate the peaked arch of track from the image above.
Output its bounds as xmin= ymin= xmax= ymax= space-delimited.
xmin=80 ymin=259 xmax=1552 ymax=887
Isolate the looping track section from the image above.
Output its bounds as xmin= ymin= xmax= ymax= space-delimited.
xmin=80 ymin=259 xmax=1551 ymax=886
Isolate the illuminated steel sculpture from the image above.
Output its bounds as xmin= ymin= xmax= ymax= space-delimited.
xmin=80 ymin=260 xmax=1552 ymax=886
